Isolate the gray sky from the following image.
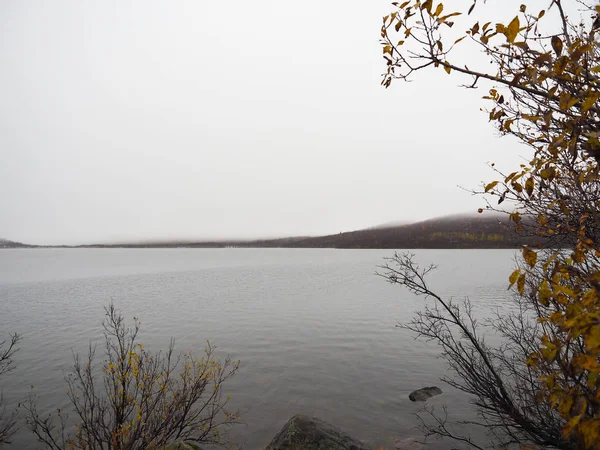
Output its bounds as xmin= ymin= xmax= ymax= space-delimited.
xmin=0 ymin=0 xmax=528 ymax=245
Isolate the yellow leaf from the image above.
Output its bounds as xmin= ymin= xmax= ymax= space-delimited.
xmin=558 ymin=395 xmax=574 ymax=419
xmin=587 ymin=371 xmax=598 ymax=389
xmin=437 ymin=12 xmax=461 ymax=23
xmin=582 ymin=93 xmax=600 ymax=113
xmin=434 ymin=3 xmax=443 ymax=17
xmin=588 ymin=271 xmax=600 ymax=283
xmin=506 ymin=16 xmax=520 ymax=43
xmin=553 ymin=57 xmax=568 ymax=78
xmin=517 ymin=273 xmax=526 ymax=295
xmin=444 ymin=64 xmax=451 ymax=74
xmin=533 ymin=53 xmax=552 ymax=65
xmin=523 ymin=247 xmax=537 ymax=267
xmin=551 ymin=36 xmax=563 ymax=56
xmin=525 ymin=177 xmax=534 ymax=196
xmin=582 ymin=289 xmax=597 ymax=307
xmin=567 ymin=97 xmax=578 ymax=109
xmin=585 ymin=325 xmax=600 ymax=353
xmin=540 ymin=167 xmax=555 ymax=180
xmin=572 ymin=248 xmax=585 ymax=264
xmin=539 ymin=280 xmax=551 ymax=306
xmin=484 ymin=181 xmax=498 ymax=192
xmin=582 ymin=418 xmax=600 ymax=449
xmin=573 ymin=354 xmax=600 ymax=372
xmin=509 ymin=269 xmax=521 ymax=287
xmin=541 ymin=347 xmax=557 ymax=362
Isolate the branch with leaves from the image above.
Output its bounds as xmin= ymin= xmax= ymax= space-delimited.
xmin=24 ymin=304 xmax=241 ymax=450
xmin=380 ymin=0 xmax=600 ymax=447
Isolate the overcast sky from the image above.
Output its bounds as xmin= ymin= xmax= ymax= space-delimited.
xmin=0 ymin=0 xmax=534 ymax=245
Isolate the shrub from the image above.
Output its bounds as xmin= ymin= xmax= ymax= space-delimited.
xmin=25 ymin=304 xmax=240 ymax=450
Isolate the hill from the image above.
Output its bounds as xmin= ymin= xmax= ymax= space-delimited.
xmin=3 ymin=213 xmax=546 ymax=249
xmin=258 ymin=213 xmax=541 ymax=249
xmin=0 ymin=238 xmax=35 ymax=248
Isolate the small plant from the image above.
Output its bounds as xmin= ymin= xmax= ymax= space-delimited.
xmin=0 ymin=332 xmax=20 ymax=444
xmin=25 ymin=304 xmax=240 ymax=449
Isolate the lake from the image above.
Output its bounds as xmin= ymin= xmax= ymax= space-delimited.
xmin=0 ymin=248 xmax=517 ymax=449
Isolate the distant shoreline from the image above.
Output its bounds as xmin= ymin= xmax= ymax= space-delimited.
xmin=2 ymin=243 xmax=527 ymax=249
xmin=1 ymin=213 xmax=556 ymax=250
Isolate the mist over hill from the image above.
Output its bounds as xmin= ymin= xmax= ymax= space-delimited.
xmin=80 ymin=212 xmax=540 ymax=249
xmin=0 ymin=238 xmax=34 ymax=248
xmin=2 ymin=212 xmax=546 ymax=249
xmin=264 ymin=212 xmax=537 ymax=249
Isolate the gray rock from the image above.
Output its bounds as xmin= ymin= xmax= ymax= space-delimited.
xmin=163 ymin=442 xmax=203 ymax=450
xmin=266 ymin=414 xmax=369 ymax=450
xmin=393 ymin=437 xmax=424 ymax=450
xmin=408 ymin=386 xmax=443 ymax=402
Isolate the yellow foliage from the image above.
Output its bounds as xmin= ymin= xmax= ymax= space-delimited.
xmin=506 ymin=16 xmax=520 ymax=43
xmin=381 ymin=0 xmax=600 ymax=448
xmin=517 ymin=273 xmax=526 ymax=295
xmin=522 ymin=247 xmax=537 ymax=268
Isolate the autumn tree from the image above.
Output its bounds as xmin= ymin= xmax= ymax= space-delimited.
xmin=24 ymin=304 xmax=240 ymax=450
xmin=380 ymin=0 xmax=600 ymax=448
xmin=0 ymin=333 xmax=20 ymax=444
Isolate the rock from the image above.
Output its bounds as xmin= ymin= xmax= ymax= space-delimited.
xmin=408 ymin=386 xmax=443 ymax=402
xmin=163 ymin=442 xmax=204 ymax=450
xmin=266 ymin=414 xmax=369 ymax=450
xmin=393 ymin=437 xmax=424 ymax=450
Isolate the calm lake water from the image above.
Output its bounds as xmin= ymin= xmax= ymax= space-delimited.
xmin=0 ymin=248 xmax=517 ymax=449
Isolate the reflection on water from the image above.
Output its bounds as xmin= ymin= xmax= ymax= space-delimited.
xmin=0 ymin=248 xmax=517 ymax=448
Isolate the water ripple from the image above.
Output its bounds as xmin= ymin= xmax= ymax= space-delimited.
xmin=0 ymin=248 xmax=515 ymax=449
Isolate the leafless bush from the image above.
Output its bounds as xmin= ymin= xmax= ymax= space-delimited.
xmin=378 ymin=253 xmax=570 ymax=449
xmin=0 ymin=332 xmax=20 ymax=444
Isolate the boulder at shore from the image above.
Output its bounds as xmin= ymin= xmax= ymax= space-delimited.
xmin=266 ymin=414 xmax=369 ymax=450
xmin=409 ymin=386 xmax=443 ymax=402
xmin=392 ymin=437 xmax=424 ymax=450
xmin=164 ymin=442 xmax=203 ymax=450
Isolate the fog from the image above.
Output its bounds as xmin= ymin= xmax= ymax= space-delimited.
xmin=0 ymin=0 xmax=532 ymax=245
